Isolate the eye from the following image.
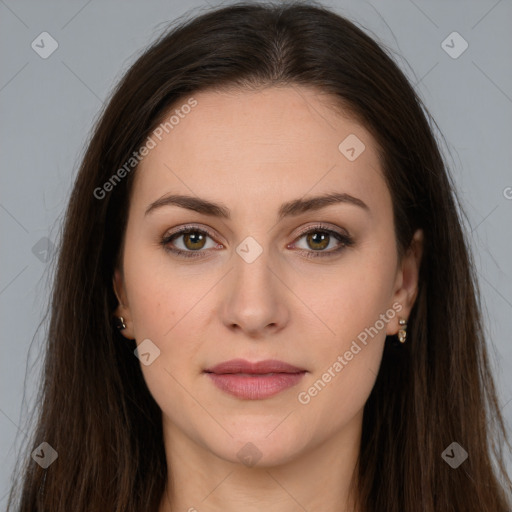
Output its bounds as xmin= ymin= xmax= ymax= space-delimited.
xmin=161 ymin=223 xmax=354 ymax=260
xmin=161 ymin=225 xmax=221 ymax=259
xmin=290 ymin=224 xmax=354 ymax=259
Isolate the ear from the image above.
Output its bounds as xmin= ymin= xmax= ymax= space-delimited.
xmin=386 ymin=228 xmax=424 ymax=335
xmin=113 ymin=268 xmax=135 ymax=340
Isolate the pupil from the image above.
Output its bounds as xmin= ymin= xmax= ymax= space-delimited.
xmin=309 ymin=232 xmax=328 ymax=250
xmin=186 ymin=232 xmax=204 ymax=249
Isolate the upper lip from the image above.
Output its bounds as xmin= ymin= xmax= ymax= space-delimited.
xmin=204 ymin=358 xmax=306 ymax=374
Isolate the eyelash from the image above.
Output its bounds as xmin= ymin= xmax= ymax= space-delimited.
xmin=160 ymin=223 xmax=354 ymax=260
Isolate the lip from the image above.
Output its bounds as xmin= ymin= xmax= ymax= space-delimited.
xmin=205 ymin=358 xmax=306 ymax=375
xmin=204 ymin=359 xmax=307 ymax=400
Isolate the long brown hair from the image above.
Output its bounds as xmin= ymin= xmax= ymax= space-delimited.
xmin=7 ymin=1 xmax=511 ymax=510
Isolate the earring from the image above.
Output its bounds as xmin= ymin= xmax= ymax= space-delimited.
xmin=398 ymin=318 xmax=407 ymax=343
xmin=114 ymin=316 xmax=127 ymax=330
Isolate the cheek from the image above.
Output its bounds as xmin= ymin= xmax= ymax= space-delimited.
xmin=126 ymin=279 xmax=173 ymax=342
xmin=293 ymin=283 xmax=390 ymax=435
xmin=293 ymin=344 xmax=381 ymax=442
xmin=123 ymin=264 xmax=205 ymax=421
xmin=291 ymin=245 xmax=396 ymax=418
xmin=122 ymin=247 xmax=209 ymax=377
xmin=127 ymin=276 xmax=205 ymax=378
xmin=122 ymin=238 xmax=189 ymax=340
xmin=294 ymin=246 xmax=397 ymax=354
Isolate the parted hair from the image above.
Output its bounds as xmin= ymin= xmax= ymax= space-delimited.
xmin=8 ymin=2 xmax=511 ymax=511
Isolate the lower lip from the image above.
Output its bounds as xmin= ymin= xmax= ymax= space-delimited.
xmin=206 ymin=372 xmax=306 ymax=400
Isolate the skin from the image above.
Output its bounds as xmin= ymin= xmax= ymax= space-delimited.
xmin=113 ymin=86 xmax=423 ymax=512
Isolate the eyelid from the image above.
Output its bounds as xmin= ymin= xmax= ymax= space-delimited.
xmin=287 ymin=222 xmax=354 ymax=256
xmin=163 ymin=222 xmax=349 ymax=244
xmin=163 ymin=223 xmax=221 ymax=242
xmin=161 ymin=222 xmax=353 ymax=259
xmin=292 ymin=221 xmax=350 ymax=239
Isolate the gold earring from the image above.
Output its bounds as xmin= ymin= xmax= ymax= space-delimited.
xmin=114 ymin=316 xmax=127 ymax=330
xmin=398 ymin=318 xmax=407 ymax=343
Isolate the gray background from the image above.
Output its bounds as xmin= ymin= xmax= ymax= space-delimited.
xmin=1 ymin=0 xmax=511 ymax=504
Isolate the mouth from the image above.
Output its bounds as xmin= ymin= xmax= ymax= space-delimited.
xmin=203 ymin=358 xmax=307 ymax=400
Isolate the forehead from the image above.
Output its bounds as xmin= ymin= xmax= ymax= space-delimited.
xmin=134 ymin=86 xmax=390 ymax=216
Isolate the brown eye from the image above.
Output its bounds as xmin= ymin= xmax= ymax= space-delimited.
xmin=161 ymin=224 xmax=353 ymax=260
xmin=292 ymin=226 xmax=354 ymax=259
xmin=161 ymin=227 xmax=219 ymax=259
xmin=181 ymin=231 xmax=207 ymax=250
xmin=305 ymin=231 xmax=330 ymax=251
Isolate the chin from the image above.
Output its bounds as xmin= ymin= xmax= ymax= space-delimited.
xmin=204 ymin=420 xmax=312 ymax=468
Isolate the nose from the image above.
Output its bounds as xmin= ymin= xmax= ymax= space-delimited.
xmin=220 ymin=247 xmax=290 ymax=339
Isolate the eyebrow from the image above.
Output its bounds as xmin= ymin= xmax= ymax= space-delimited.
xmin=144 ymin=191 xmax=370 ymax=221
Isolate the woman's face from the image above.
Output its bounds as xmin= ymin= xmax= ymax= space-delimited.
xmin=114 ymin=86 xmax=422 ymax=467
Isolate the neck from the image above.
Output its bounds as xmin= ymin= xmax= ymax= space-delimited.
xmin=158 ymin=410 xmax=363 ymax=512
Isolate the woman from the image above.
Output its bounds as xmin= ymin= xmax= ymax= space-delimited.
xmin=7 ymin=1 xmax=511 ymax=511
